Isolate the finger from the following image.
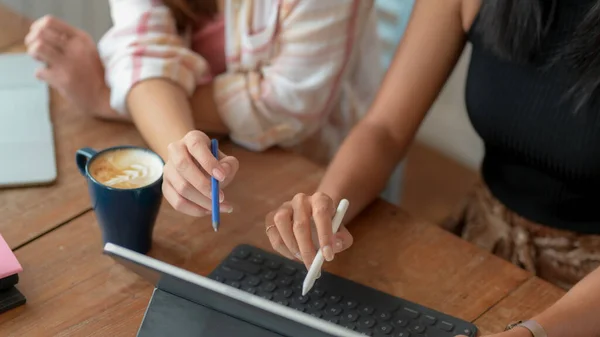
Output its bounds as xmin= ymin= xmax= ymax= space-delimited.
xmin=273 ymin=203 xmax=300 ymax=259
xmin=311 ymin=192 xmax=335 ymax=261
xmin=165 ymin=163 xmax=217 ymax=211
xmin=33 ymin=15 xmax=78 ymax=39
xmin=265 ymin=212 xmax=295 ymax=260
xmin=168 ymin=142 xmax=215 ymax=200
xmin=332 ymin=226 xmax=353 ymax=253
xmin=184 ymin=132 xmax=226 ymax=181
xmin=162 ymin=180 xmax=209 ymax=217
xmin=291 ymin=194 xmax=315 ymax=261
xmin=274 ymin=201 xmax=301 ymax=259
xmin=219 ymin=155 xmax=239 ymax=188
xmin=35 ymin=67 xmax=51 ymax=82
xmin=28 ymin=40 xmax=61 ymax=64
xmin=26 ymin=24 xmax=65 ymax=47
xmin=292 ymin=201 xmax=317 ymax=269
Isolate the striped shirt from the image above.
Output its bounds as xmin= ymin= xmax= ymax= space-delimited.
xmin=98 ymin=0 xmax=383 ymax=164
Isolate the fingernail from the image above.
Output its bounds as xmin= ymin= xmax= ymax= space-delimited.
xmin=295 ymin=252 xmax=302 ymax=261
xmin=334 ymin=239 xmax=343 ymax=252
xmin=220 ymin=204 xmax=234 ymax=213
xmin=212 ymin=168 xmax=225 ymax=182
xmin=219 ymin=190 xmax=225 ymax=202
xmin=323 ymin=245 xmax=334 ymax=261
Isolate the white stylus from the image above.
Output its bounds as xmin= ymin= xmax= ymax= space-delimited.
xmin=302 ymin=199 xmax=350 ymax=296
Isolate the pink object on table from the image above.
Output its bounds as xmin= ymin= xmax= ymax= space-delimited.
xmin=0 ymin=234 xmax=22 ymax=279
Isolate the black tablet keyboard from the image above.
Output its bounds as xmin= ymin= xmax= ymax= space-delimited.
xmin=208 ymin=245 xmax=477 ymax=337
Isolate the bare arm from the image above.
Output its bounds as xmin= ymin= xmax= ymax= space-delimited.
xmin=127 ymin=79 xmax=228 ymax=160
xmin=319 ymin=0 xmax=470 ymax=220
xmin=531 ymin=266 xmax=600 ymax=337
xmin=265 ymin=0 xmax=478 ymax=267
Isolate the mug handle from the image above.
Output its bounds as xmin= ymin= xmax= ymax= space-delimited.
xmin=76 ymin=148 xmax=97 ymax=176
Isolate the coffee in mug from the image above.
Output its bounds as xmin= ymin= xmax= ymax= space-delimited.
xmin=76 ymin=146 xmax=164 ymax=254
xmin=89 ymin=148 xmax=163 ymax=189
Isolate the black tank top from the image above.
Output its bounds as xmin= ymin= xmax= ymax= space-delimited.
xmin=465 ymin=0 xmax=600 ymax=234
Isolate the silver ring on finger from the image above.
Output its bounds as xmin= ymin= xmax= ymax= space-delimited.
xmin=265 ymin=224 xmax=276 ymax=234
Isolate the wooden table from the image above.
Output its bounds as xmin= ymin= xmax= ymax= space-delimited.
xmin=0 ymin=7 xmax=565 ymax=337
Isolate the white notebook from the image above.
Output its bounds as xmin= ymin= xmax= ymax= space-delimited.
xmin=0 ymin=53 xmax=56 ymax=187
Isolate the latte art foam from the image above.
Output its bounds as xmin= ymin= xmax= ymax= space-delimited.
xmin=89 ymin=149 xmax=163 ymax=189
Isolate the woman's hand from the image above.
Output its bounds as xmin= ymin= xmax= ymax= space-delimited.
xmin=25 ymin=15 xmax=117 ymax=119
xmin=265 ymin=192 xmax=354 ymax=269
xmin=162 ymin=131 xmax=238 ymax=217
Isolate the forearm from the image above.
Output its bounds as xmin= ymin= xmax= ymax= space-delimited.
xmin=127 ymin=78 xmax=196 ymax=160
xmin=317 ymin=121 xmax=405 ymax=222
xmin=532 ymin=266 xmax=600 ymax=337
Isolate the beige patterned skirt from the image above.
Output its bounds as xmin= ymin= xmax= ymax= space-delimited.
xmin=441 ymin=180 xmax=600 ymax=290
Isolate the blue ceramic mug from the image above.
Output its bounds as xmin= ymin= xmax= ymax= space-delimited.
xmin=76 ymin=146 xmax=164 ymax=254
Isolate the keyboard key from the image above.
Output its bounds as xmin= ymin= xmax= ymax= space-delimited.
xmin=277 ymin=276 xmax=294 ymax=286
xmin=309 ymin=299 xmax=326 ymax=310
xmin=260 ymin=282 xmax=277 ymax=292
xmin=359 ymin=305 xmax=375 ymax=315
xmin=377 ymin=324 xmax=394 ymax=335
xmin=393 ymin=331 xmax=410 ymax=337
xmin=293 ymin=284 xmax=302 ymax=292
xmin=423 ymin=328 xmax=449 ymax=337
xmin=342 ymin=323 xmax=356 ymax=331
xmin=376 ymin=311 xmax=391 ymax=321
xmin=245 ymin=276 xmax=261 ymax=287
xmin=226 ymin=260 xmax=261 ymax=275
xmin=325 ymin=316 xmax=340 ymax=324
xmin=408 ymin=324 xmax=425 ymax=334
xmin=295 ymin=270 xmax=308 ymax=280
xmin=242 ymin=286 xmax=256 ymax=294
xmin=342 ymin=300 xmax=358 ymax=309
xmin=309 ymin=287 xmax=326 ymax=298
xmin=290 ymin=303 xmax=306 ymax=312
xmin=227 ymin=281 xmax=241 ymax=288
xmin=402 ymin=308 xmax=420 ymax=319
xmin=282 ymin=265 xmax=297 ymax=276
xmin=250 ymin=256 xmax=264 ymax=265
xmin=275 ymin=289 xmax=294 ymax=298
xmin=293 ymin=295 xmax=310 ymax=304
xmin=262 ymin=271 xmax=277 ymax=280
xmin=259 ymin=293 xmax=273 ymax=300
xmin=326 ymin=295 xmax=342 ymax=304
xmin=439 ymin=321 xmax=454 ymax=332
xmin=358 ymin=317 xmax=376 ymax=328
xmin=275 ymin=299 xmax=289 ymax=306
xmin=234 ymin=248 xmax=250 ymax=259
xmin=213 ymin=275 xmax=225 ymax=283
xmin=421 ymin=315 xmax=436 ymax=326
xmin=341 ymin=311 xmax=359 ymax=322
xmin=462 ymin=328 xmax=473 ymax=335
xmin=325 ymin=305 xmax=343 ymax=316
xmin=266 ymin=260 xmax=281 ymax=270
xmin=220 ymin=266 xmax=244 ymax=281
xmin=391 ymin=317 xmax=409 ymax=328
xmin=309 ymin=311 xmax=322 ymax=318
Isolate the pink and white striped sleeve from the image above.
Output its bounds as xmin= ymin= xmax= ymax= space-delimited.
xmin=214 ymin=0 xmax=366 ymax=151
xmin=98 ymin=0 xmax=211 ymax=116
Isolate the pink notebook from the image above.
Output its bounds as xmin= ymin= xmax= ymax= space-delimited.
xmin=0 ymin=234 xmax=22 ymax=279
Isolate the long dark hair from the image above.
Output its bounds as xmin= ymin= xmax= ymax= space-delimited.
xmin=476 ymin=0 xmax=600 ymax=111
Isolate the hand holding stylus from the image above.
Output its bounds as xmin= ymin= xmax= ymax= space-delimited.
xmin=265 ymin=192 xmax=354 ymax=270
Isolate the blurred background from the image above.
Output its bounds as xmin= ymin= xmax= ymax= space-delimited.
xmin=0 ymin=0 xmax=483 ymax=225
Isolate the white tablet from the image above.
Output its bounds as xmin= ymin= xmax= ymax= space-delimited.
xmin=0 ymin=53 xmax=56 ymax=187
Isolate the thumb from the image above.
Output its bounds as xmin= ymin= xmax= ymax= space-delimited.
xmin=332 ymin=226 xmax=353 ymax=253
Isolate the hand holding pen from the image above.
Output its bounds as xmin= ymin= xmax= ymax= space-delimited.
xmin=265 ymin=192 xmax=354 ymax=270
xmin=162 ymin=131 xmax=239 ymax=221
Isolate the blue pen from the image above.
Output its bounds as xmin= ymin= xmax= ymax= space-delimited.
xmin=211 ymin=139 xmax=220 ymax=232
